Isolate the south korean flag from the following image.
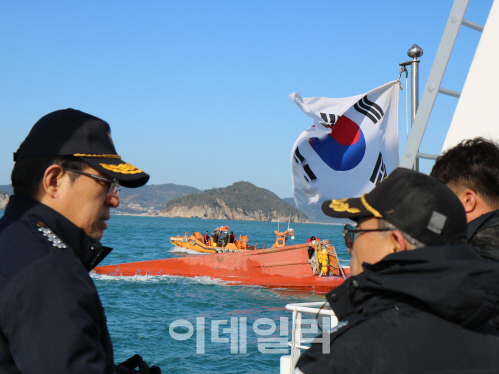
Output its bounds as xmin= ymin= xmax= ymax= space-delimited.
xmin=290 ymin=81 xmax=399 ymax=206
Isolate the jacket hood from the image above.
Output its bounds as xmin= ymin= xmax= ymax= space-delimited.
xmin=327 ymin=244 xmax=499 ymax=328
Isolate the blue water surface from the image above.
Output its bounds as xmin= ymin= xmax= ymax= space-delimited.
xmin=95 ymin=216 xmax=350 ymax=373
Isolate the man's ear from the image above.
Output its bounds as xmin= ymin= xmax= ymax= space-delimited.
xmin=457 ymin=189 xmax=478 ymax=214
xmin=391 ymin=230 xmax=410 ymax=252
xmin=41 ymin=165 xmax=65 ymax=199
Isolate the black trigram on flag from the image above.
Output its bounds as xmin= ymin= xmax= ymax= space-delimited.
xmin=354 ymin=95 xmax=384 ymax=124
xmin=294 ymin=147 xmax=317 ymax=183
xmin=370 ymin=152 xmax=387 ymax=186
xmin=319 ymin=112 xmax=340 ymax=127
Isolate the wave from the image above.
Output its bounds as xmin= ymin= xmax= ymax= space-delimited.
xmin=170 ymin=245 xmax=206 ymax=255
xmin=91 ymin=272 xmax=231 ymax=286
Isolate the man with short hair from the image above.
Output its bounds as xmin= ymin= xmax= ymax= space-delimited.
xmin=221 ymin=232 xmax=229 ymax=247
xmin=430 ymin=137 xmax=499 ymax=261
xmin=0 ymin=109 xmax=160 ymax=373
xmin=295 ymin=168 xmax=499 ymax=374
xmin=211 ymin=230 xmax=219 ymax=247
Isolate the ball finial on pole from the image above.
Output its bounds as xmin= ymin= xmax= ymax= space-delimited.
xmin=407 ymin=44 xmax=423 ymax=59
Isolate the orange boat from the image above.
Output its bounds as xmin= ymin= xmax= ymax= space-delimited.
xmin=170 ymin=226 xmax=296 ymax=254
xmin=93 ymin=237 xmax=350 ymax=293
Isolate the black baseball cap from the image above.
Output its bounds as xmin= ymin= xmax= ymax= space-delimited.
xmin=14 ymin=109 xmax=149 ymax=188
xmin=321 ymin=167 xmax=467 ymax=246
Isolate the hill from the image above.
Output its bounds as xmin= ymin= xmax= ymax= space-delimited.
xmin=115 ymin=183 xmax=201 ymax=214
xmin=116 ymin=183 xmax=201 ymax=213
xmin=0 ymin=185 xmax=13 ymax=195
xmin=1 ymin=181 xmax=347 ymax=225
xmin=160 ymin=181 xmax=309 ymax=222
xmin=0 ymin=183 xmax=200 ymax=214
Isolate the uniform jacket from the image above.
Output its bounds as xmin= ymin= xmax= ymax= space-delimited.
xmin=467 ymin=209 xmax=499 ymax=261
xmin=296 ymin=245 xmax=499 ymax=374
xmin=0 ymin=196 xmax=115 ymax=373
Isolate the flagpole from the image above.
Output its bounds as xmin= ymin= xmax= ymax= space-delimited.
xmin=399 ymin=44 xmax=424 ymax=170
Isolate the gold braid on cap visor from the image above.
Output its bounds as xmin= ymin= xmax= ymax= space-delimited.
xmin=100 ymin=163 xmax=143 ymax=174
xmin=328 ymin=198 xmax=361 ymax=213
xmin=73 ymin=154 xmax=122 ymax=159
xmin=361 ymin=194 xmax=383 ymax=218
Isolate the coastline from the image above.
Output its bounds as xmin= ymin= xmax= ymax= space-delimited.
xmin=0 ymin=208 xmax=345 ymax=226
xmin=110 ymin=211 xmax=344 ymax=225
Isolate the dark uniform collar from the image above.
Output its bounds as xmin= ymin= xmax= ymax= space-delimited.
xmin=3 ymin=195 xmax=113 ymax=271
xmin=467 ymin=209 xmax=499 ymax=240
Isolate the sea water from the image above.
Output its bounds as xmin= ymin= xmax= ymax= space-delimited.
xmin=1 ymin=210 xmax=351 ymax=373
xmin=95 ymin=216 xmax=350 ymax=373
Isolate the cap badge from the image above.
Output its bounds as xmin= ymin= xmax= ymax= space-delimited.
xmin=100 ymin=162 xmax=143 ymax=174
xmin=329 ymin=199 xmax=361 ymax=213
xmin=427 ymin=211 xmax=447 ymax=234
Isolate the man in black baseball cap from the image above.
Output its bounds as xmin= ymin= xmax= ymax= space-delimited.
xmin=321 ymin=167 xmax=467 ymax=276
xmin=296 ymin=167 xmax=499 ymax=374
xmin=0 ymin=109 xmax=160 ymax=373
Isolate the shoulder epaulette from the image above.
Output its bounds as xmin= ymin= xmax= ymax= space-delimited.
xmin=36 ymin=222 xmax=68 ymax=249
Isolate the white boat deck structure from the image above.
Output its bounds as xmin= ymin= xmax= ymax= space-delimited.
xmin=280 ymin=302 xmax=338 ymax=374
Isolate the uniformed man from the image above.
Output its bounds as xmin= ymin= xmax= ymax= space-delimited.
xmin=0 ymin=109 xmax=161 ymax=373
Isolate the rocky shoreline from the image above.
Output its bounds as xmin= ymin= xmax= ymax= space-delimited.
xmin=159 ymin=200 xmax=308 ymax=223
xmin=111 ymin=211 xmax=341 ymax=225
xmin=0 ymin=192 xmax=9 ymax=210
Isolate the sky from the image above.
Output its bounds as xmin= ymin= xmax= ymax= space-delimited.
xmin=0 ymin=0 xmax=494 ymax=198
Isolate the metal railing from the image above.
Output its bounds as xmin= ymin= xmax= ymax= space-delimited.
xmin=280 ymin=302 xmax=338 ymax=374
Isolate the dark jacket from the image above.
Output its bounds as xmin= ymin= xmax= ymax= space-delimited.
xmin=0 ymin=196 xmax=115 ymax=373
xmin=467 ymin=209 xmax=499 ymax=261
xmin=296 ymin=245 xmax=499 ymax=374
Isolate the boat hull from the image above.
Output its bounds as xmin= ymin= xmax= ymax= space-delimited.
xmin=93 ymin=243 xmax=348 ymax=294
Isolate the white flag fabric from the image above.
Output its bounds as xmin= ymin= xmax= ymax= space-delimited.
xmin=290 ymin=81 xmax=399 ymax=206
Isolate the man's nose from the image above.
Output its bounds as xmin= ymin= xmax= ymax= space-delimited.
xmin=106 ymin=193 xmax=120 ymax=208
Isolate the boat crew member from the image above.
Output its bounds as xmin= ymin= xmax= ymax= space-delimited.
xmin=228 ymin=231 xmax=235 ymax=243
xmin=0 ymin=109 xmax=161 ymax=373
xmin=306 ymin=236 xmax=319 ymax=259
xmin=430 ymin=137 xmax=499 ymax=261
xmin=221 ymin=232 xmax=229 ymax=247
xmin=203 ymin=230 xmax=209 ymax=244
xmin=211 ymin=230 xmax=219 ymax=247
xmin=296 ymin=168 xmax=499 ymax=374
